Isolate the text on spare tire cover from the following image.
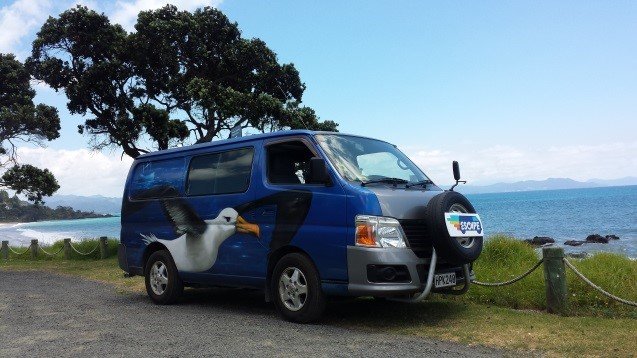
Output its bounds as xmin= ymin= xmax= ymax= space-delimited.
xmin=444 ymin=213 xmax=484 ymax=237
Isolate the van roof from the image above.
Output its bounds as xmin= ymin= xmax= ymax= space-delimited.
xmin=136 ymin=130 xmax=392 ymax=160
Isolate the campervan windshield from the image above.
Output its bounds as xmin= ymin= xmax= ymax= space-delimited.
xmin=315 ymin=134 xmax=430 ymax=184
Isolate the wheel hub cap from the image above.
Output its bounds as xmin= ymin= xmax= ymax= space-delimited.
xmin=278 ymin=267 xmax=308 ymax=311
xmin=150 ymin=261 xmax=169 ymax=295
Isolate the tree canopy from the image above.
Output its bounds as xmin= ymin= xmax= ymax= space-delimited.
xmin=0 ymin=54 xmax=60 ymax=203
xmin=27 ymin=5 xmax=337 ymax=159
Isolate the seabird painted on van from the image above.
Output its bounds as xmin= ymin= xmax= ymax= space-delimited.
xmin=139 ymin=190 xmax=313 ymax=273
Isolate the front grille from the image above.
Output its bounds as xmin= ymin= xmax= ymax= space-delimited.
xmin=399 ymin=219 xmax=433 ymax=258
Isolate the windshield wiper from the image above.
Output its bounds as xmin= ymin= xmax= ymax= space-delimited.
xmin=361 ymin=177 xmax=409 ymax=187
xmin=405 ymin=179 xmax=434 ymax=188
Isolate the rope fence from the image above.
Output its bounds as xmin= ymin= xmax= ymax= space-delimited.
xmin=38 ymin=244 xmax=65 ymax=257
xmin=1 ymin=237 xmax=110 ymax=260
xmin=69 ymin=241 xmax=100 ymax=256
xmin=468 ymin=247 xmax=636 ymax=313
xmin=471 ymin=259 xmax=544 ymax=287
xmin=8 ymin=245 xmax=32 ymax=256
xmin=564 ymin=257 xmax=637 ymax=307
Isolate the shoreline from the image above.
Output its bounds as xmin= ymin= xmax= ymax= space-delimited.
xmin=0 ymin=215 xmax=117 ymax=226
xmin=0 ymin=222 xmax=21 ymax=228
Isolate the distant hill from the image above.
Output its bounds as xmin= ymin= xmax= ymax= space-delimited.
xmin=456 ymin=177 xmax=637 ymax=194
xmin=43 ymin=195 xmax=121 ymax=215
xmin=0 ymin=190 xmax=113 ymax=223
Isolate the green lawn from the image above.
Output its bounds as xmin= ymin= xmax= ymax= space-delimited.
xmin=2 ymin=237 xmax=636 ymax=356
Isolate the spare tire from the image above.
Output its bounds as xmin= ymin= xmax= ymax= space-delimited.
xmin=424 ymin=191 xmax=483 ymax=264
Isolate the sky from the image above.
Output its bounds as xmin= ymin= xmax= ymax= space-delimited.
xmin=1 ymin=0 xmax=636 ymax=197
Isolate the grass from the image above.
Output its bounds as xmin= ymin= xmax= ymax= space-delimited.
xmin=330 ymin=298 xmax=637 ymax=357
xmin=2 ymin=236 xmax=637 ymax=356
xmin=0 ymin=256 xmax=145 ymax=293
xmin=454 ymin=235 xmax=637 ymax=317
xmin=1 ymin=238 xmax=144 ymax=293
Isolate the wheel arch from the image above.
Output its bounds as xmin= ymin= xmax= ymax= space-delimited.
xmin=265 ymin=245 xmax=318 ymax=302
xmin=142 ymin=242 xmax=169 ymax=275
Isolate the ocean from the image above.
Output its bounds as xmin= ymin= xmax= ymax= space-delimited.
xmin=1 ymin=185 xmax=635 ymax=257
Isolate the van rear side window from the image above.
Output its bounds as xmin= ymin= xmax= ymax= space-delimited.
xmin=129 ymin=158 xmax=186 ymax=200
xmin=187 ymin=148 xmax=254 ymax=196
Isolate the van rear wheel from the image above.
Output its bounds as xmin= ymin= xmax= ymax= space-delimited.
xmin=145 ymin=250 xmax=183 ymax=304
xmin=271 ymin=253 xmax=326 ymax=323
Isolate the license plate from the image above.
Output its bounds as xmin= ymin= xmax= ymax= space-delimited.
xmin=434 ymin=272 xmax=457 ymax=288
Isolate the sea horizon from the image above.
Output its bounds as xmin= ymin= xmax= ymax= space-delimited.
xmin=1 ymin=185 xmax=635 ymax=258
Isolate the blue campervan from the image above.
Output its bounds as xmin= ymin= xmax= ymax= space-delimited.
xmin=118 ymin=130 xmax=484 ymax=322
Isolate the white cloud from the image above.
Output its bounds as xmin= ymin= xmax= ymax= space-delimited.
xmin=404 ymin=142 xmax=637 ymax=186
xmin=0 ymin=0 xmax=53 ymax=54
xmin=13 ymin=147 xmax=133 ymax=197
xmin=0 ymin=0 xmax=223 ymax=56
xmin=6 ymin=141 xmax=637 ymax=198
xmin=110 ymin=0 xmax=223 ymax=31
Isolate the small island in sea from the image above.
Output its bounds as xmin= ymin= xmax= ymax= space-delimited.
xmin=0 ymin=190 xmax=114 ymax=223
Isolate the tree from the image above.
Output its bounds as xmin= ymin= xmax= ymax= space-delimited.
xmin=27 ymin=5 xmax=337 ymax=159
xmin=0 ymin=54 xmax=60 ymax=203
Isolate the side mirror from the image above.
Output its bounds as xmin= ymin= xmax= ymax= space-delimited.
xmin=309 ymin=157 xmax=330 ymax=184
xmin=452 ymin=161 xmax=461 ymax=181
xmin=449 ymin=161 xmax=466 ymax=191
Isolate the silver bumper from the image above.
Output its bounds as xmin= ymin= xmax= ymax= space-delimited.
xmin=346 ymin=246 xmax=470 ymax=297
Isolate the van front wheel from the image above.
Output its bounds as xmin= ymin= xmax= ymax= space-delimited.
xmin=271 ymin=253 xmax=326 ymax=323
xmin=145 ymin=250 xmax=183 ymax=304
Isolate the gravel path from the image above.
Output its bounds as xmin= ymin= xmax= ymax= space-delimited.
xmin=0 ymin=271 xmax=507 ymax=357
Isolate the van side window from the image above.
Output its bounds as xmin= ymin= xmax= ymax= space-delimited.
xmin=267 ymin=141 xmax=315 ymax=184
xmin=187 ymin=148 xmax=254 ymax=196
xmin=130 ymin=158 xmax=185 ymax=200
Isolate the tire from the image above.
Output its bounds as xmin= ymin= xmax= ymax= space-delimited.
xmin=271 ymin=253 xmax=326 ymax=323
xmin=425 ymin=191 xmax=483 ymax=264
xmin=145 ymin=250 xmax=183 ymax=304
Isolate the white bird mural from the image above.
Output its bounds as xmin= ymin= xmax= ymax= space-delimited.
xmin=141 ymin=200 xmax=260 ymax=272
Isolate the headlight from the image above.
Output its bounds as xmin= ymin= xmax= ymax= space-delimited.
xmin=355 ymin=215 xmax=407 ymax=248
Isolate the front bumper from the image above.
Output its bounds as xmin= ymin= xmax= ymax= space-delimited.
xmin=346 ymin=246 xmax=470 ymax=296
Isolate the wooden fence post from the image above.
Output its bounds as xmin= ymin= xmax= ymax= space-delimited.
xmin=63 ymin=238 xmax=71 ymax=260
xmin=99 ymin=236 xmax=108 ymax=259
xmin=542 ymin=247 xmax=569 ymax=315
xmin=30 ymin=239 xmax=38 ymax=260
xmin=1 ymin=240 xmax=8 ymax=260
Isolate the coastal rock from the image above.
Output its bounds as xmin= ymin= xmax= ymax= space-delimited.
xmin=605 ymin=234 xmax=620 ymax=240
xmin=586 ymin=234 xmax=609 ymax=244
xmin=564 ymin=240 xmax=586 ymax=247
xmin=524 ymin=236 xmax=555 ymax=246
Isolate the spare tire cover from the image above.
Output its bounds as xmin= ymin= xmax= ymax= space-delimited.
xmin=424 ymin=191 xmax=483 ymax=264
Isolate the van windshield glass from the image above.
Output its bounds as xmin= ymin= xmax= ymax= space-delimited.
xmin=315 ymin=134 xmax=431 ymax=185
